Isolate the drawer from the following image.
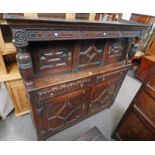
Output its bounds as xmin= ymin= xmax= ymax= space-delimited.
xmin=95 ymin=67 xmax=128 ymax=84
xmin=37 ymin=77 xmax=93 ymax=103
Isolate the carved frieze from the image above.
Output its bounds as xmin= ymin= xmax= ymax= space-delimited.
xmin=37 ymin=78 xmax=92 ymax=102
xmin=12 ymin=29 xmax=144 ymax=47
xmin=95 ymin=68 xmax=128 ymax=84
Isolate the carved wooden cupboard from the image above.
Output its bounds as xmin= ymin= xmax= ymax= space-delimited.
xmin=112 ymin=65 xmax=155 ymax=140
xmin=5 ymin=14 xmax=148 ymax=140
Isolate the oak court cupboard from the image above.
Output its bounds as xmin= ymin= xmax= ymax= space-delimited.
xmin=4 ymin=14 xmax=148 ymax=140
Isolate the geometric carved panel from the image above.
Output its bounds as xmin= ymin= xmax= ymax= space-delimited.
xmin=47 ymin=90 xmax=90 ymax=133
xmin=40 ymin=48 xmax=71 ymax=69
xmin=88 ymin=77 xmax=122 ymax=115
xmin=109 ymin=38 xmax=125 ymax=57
xmin=79 ymin=40 xmax=104 ymax=69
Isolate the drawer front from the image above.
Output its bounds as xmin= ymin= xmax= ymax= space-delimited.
xmin=44 ymin=89 xmax=91 ymax=135
xmin=37 ymin=77 xmax=93 ymax=103
xmin=95 ymin=67 xmax=128 ymax=84
xmin=115 ymin=111 xmax=155 ymax=141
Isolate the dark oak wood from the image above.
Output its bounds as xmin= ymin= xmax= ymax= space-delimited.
xmin=112 ymin=64 xmax=155 ymax=141
xmin=5 ymin=14 xmax=148 ymax=140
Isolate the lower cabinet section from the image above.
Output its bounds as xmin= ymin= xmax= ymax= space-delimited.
xmin=29 ymin=67 xmax=128 ymax=140
xmin=6 ymin=79 xmax=30 ymax=116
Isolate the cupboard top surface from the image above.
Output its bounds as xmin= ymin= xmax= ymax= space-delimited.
xmin=4 ymin=14 xmax=149 ymax=30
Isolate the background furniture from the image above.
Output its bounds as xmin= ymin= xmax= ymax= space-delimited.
xmin=5 ymin=14 xmax=148 ymax=140
xmin=136 ymin=55 xmax=155 ymax=82
xmin=130 ymin=13 xmax=155 ymax=53
xmin=94 ymin=13 xmax=122 ymax=21
xmin=112 ymin=64 xmax=155 ymax=140
xmin=0 ymin=23 xmax=30 ymax=116
xmin=129 ymin=14 xmax=155 ymax=78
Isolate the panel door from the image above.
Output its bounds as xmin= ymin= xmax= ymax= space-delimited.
xmin=45 ymin=89 xmax=91 ymax=136
xmin=107 ymin=38 xmax=127 ymax=64
xmin=78 ymin=40 xmax=105 ymax=69
xmin=30 ymin=41 xmax=74 ymax=75
xmin=88 ymin=75 xmax=123 ymax=116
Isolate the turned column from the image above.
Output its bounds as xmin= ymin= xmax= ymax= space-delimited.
xmin=12 ymin=29 xmax=34 ymax=90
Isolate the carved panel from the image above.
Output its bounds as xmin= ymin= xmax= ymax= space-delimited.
xmin=107 ymin=38 xmax=126 ymax=64
xmin=12 ymin=29 xmax=28 ymax=47
xmin=39 ymin=48 xmax=71 ymax=69
xmin=46 ymin=90 xmax=90 ymax=133
xmin=88 ymin=75 xmax=124 ymax=115
xmin=78 ymin=40 xmax=104 ymax=69
xmin=37 ymin=78 xmax=92 ymax=102
xmin=109 ymin=39 xmax=125 ymax=57
xmin=30 ymin=41 xmax=74 ymax=74
xmin=95 ymin=68 xmax=128 ymax=84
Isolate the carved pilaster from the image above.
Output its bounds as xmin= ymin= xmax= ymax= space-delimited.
xmin=16 ymin=47 xmax=34 ymax=90
xmin=12 ymin=29 xmax=34 ymax=90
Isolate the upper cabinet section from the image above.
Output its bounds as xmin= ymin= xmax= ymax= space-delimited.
xmin=4 ymin=14 xmax=149 ymax=79
xmin=4 ymin=14 xmax=149 ymax=48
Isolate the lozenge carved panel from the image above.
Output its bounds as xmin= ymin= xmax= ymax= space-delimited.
xmin=45 ymin=89 xmax=90 ymax=134
xmin=78 ymin=40 xmax=104 ymax=69
xmin=88 ymin=79 xmax=120 ymax=115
